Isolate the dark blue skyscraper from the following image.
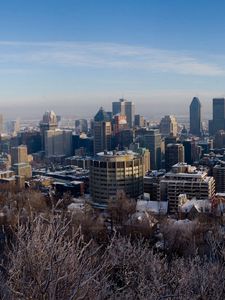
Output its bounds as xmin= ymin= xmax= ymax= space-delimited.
xmin=212 ymin=98 xmax=225 ymax=134
xmin=189 ymin=97 xmax=201 ymax=136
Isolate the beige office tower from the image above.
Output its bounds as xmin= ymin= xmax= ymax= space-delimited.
xmin=93 ymin=121 xmax=112 ymax=154
xmin=11 ymin=145 xmax=32 ymax=179
xmin=159 ymin=115 xmax=178 ymax=137
xmin=129 ymin=143 xmax=150 ymax=173
xmin=44 ymin=129 xmax=72 ymax=157
xmin=11 ymin=145 xmax=28 ymax=164
xmin=160 ymin=163 xmax=215 ymax=213
xmin=12 ymin=164 xmax=32 ymax=178
xmin=40 ymin=110 xmax=58 ymax=150
xmin=141 ymin=148 xmax=150 ymax=173
xmin=90 ymin=150 xmax=144 ymax=205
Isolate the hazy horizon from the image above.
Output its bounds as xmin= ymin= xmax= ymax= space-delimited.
xmin=1 ymin=1 xmax=225 ymax=120
xmin=0 ymin=91 xmax=219 ymax=121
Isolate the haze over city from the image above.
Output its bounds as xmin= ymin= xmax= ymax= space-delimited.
xmin=1 ymin=0 xmax=225 ymax=119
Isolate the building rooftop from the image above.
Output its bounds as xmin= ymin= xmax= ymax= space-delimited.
xmin=94 ymin=150 xmax=141 ymax=161
xmin=179 ymin=199 xmax=211 ymax=213
xmin=163 ymin=173 xmax=213 ymax=184
xmin=97 ymin=150 xmax=136 ymax=157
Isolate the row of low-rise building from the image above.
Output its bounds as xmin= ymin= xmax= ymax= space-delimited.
xmin=88 ymin=150 xmax=217 ymax=214
xmin=144 ymin=164 xmax=216 ymax=214
xmin=160 ymin=163 xmax=215 ymax=213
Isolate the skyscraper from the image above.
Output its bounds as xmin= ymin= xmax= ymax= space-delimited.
xmin=165 ymin=143 xmax=184 ymax=171
xmin=213 ymin=162 xmax=225 ymax=193
xmin=214 ymin=130 xmax=225 ymax=148
xmin=134 ymin=114 xmax=145 ymax=127
xmin=93 ymin=107 xmax=112 ymax=154
xmin=182 ymin=139 xmax=202 ymax=164
xmin=209 ymin=98 xmax=225 ymax=135
xmin=112 ymin=115 xmax=127 ymax=135
xmin=75 ymin=119 xmax=88 ymax=134
xmin=93 ymin=122 xmax=112 ymax=154
xmin=11 ymin=145 xmax=32 ymax=179
xmin=45 ymin=129 xmax=72 ymax=157
xmin=189 ymin=97 xmax=201 ymax=136
xmin=159 ymin=115 xmax=178 ymax=137
xmin=112 ymin=99 xmax=135 ymax=128
xmin=141 ymin=129 xmax=162 ymax=170
xmin=11 ymin=145 xmax=28 ymax=164
xmin=39 ymin=111 xmax=58 ymax=150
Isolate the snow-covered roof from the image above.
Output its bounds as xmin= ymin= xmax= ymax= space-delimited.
xmin=179 ymin=199 xmax=211 ymax=213
xmin=136 ymin=200 xmax=168 ymax=215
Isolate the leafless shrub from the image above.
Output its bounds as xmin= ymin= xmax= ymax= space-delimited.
xmin=5 ymin=215 xmax=109 ymax=299
xmin=0 ymin=196 xmax=224 ymax=299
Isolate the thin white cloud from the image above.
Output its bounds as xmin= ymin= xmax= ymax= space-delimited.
xmin=0 ymin=41 xmax=224 ymax=76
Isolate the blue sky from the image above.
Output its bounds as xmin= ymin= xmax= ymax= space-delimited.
xmin=1 ymin=0 xmax=225 ymax=119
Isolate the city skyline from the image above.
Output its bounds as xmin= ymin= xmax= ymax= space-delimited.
xmin=1 ymin=2 xmax=225 ymax=296
xmin=1 ymin=1 xmax=225 ymax=118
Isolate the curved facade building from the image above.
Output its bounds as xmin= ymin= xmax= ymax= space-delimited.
xmin=90 ymin=151 xmax=144 ymax=205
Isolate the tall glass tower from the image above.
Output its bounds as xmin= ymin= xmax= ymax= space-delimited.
xmin=213 ymin=98 xmax=225 ymax=134
xmin=189 ymin=97 xmax=201 ymax=136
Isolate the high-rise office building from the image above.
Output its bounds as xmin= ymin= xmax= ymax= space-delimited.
xmin=112 ymin=99 xmax=135 ymax=128
xmin=93 ymin=107 xmax=112 ymax=154
xmin=11 ymin=145 xmax=28 ymax=164
xmin=7 ymin=119 xmax=20 ymax=135
xmin=19 ymin=131 xmax=42 ymax=154
xmin=190 ymin=97 xmax=201 ymax=136
xmin=94 ymin=107 xmax=111 ymax=123
xmin=72 ymin=134 xmax=94 ymax=156
xmin=209 ymin=98 xmax=225 ymax=135
xmin=75 ymin=119 xmax=88 ymax=134
xmin=141 ymin=129 xmax=162 ymax=170
xmin=113 ymin=129 xmax=134 ymax=150
xmin=134 ymin=114 xmax=145 ymax=127
xmin=165 ymin=143 xmax=184 ymax=171
xmin=112 ymin=115 xmax=127 ymax=135
xmin=39 ymin=111 xmax=58 ymax=150
xmin=129 ymin=143 xmax=150 ymax=173
xmin=93 ymin=122 xmax=112 ymax=154
xmin=90 ymin=150 xmax=144 ymax=205
xmin=214 ymin=130 xmax=225 ymax=149
xmin=159 ymin=115 xmax=178 ymax=137
xmin=112 ymin=99 xmax=125 ymax=116
xmin=11 ymin=145 xmax=32 ymax=179
xmin=45 ymin=129 xmax=72 ymax=157
xmin=164 ymin=135 xmax=178 ymax=147
xmin=213 ymin=162 xmax=225 ymax=193
xmin=182 ymin=139 xmax=202 ymax=164
xmin=198 ymin=139 xmax=213 ymax=155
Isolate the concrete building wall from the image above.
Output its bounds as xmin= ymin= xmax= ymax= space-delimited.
xmin=90 ymin=151 xmax=144 ymax=205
